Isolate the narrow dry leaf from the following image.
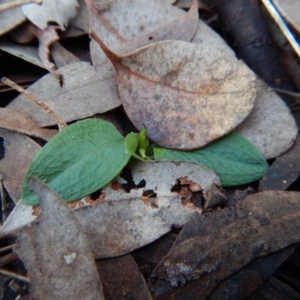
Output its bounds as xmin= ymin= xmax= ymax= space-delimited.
xmin=97 ymin=39 xmax=256 ymax=149
xmin=248 ymin=277 xmax=300 ymax=300
xmin=21 ymin=0 xmax=79 ymax=31
xmin=1 ymin=161 xmax=221 ymax=257
xmin=191 ymin=20 xmax=297 ymax=158
xmin=96 ymin=255 xmax=152 ymax=300
xmin=51 ymin=42 xmax=80 ymax=68
xmin=0 ymin=0 xmax=26 ymax=36
xmin=149 ymin=190 xmax=300 ymax=299
xmin=0 ymin=38 xmax=44 ymax=69
xmin=174 ymin=0 xmax=210 ymax=10
xmin=14 ymin=178 xmax=104 ymax=300
xmin=273 ymin=0 xmax=300 ymax=33
xmin=260 ymin=135 xmax=300 ymax=191
xmin=0 ymin=129 xmax=40 ymax=203
xmin=236 ymin=81 xmax=297 ymax=159
xmin=7 ymin=62 xmax=121 ymax=126
xmin=29 ymin=24 xmax=61 ymax=79
xmin=0 ymin=108 xmax=57 ymax=141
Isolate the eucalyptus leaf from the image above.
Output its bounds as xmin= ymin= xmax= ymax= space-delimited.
xmin=22 ymin=119 xmax=130 ymax=205
xmin=153 ymin=133 xmax=268 ymax=186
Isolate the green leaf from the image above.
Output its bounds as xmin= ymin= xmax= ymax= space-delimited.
xmin=153 ymin=132 xmax=268 ymax=186
xmin=22 ymin=119 xmax=131 ymax=205
xmin=125 ymin=132 xmax=144 ymax=161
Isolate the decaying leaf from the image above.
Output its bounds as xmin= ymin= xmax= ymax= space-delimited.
xmin=7 ymin=62 xmax=121 ymax=126
xmin=0 ymin=38 xmax=44 ymax=69
xmin=0 ymin=108 xmax=57 ymax=141
xmin=15 ymin=177 xmax=104 ymax=300
xmin=260 ymin=135 xmax=300 ymax=191
xmin=51 ymin=42 xmax=80 ymax=68
xmin=0 ymin=0 xmax=26 ymax=36
xmin=191 ymin=20 xmax=297 ymax=158
xmin=96 ymin=254 xmax=152 ymax=300
xmin=0 ymin=129 xmax=40 ymax=203
xmin=1 ymin=160 xmax=221 ymax=258
xmin=96 ymin=38 xmax=256 ymax=149
xmin=149 ymin=190 xmax=300 ymax=299
xmin=21 ymin=0 xmax=79 ymax=31
xmin=273 ymin=0 xmax=300 ymax=33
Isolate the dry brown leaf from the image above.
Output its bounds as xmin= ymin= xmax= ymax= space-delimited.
xmin=63 ymin=0 xmax=89 ymax=37
xmin=1 ymin=161 xmax=221 ymax=257
xmin=191 ymin=20 xmax=297 ymax=158
xmin=96 ymin=254 xmax=153 ymax=300
xmin=260 ymin=135 xmax=300 ymax=191
xmin=51 ymin=42 xmax=80 ymax=68
xmin=21 ymin=0 xmax=79 ymax=30
xmin=174 ymin=0 xmax=210 ymax=10
xmin=7 ymin=62 xmax=121 ymax=126
xmin=0 ymin=129 xmax=40 ymax=203
xmin=149 ymin=190 xmax=300 ymax=299
xmin=0 ymin=108 xmax=57 ymax=141
xmin=96 ymin=39 xmax=256 ymax=149
xmin=0 ymin=38 xmax=44 ymax=68
xmin=236 ymin=81 xmax=297 ymax=159
xmin=0 ymin=0 xmax=26 ymax=37
xmin=14 ymin=177 xmax=104 ymax=300
xmin=273 ymin=0 xmax=300 ymax=33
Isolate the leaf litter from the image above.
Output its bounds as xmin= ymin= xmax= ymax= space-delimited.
xmin=0 ymin=0 xmax=300 ymax=298
xmin=14 ymin=177 xmax=104 ymax=300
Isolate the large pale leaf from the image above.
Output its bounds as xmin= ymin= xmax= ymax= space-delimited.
xmin=7 ymin=62 xmax=121 ymax=126
xmin=154 ymin=132 xmax=268 ymax=186
xmin=191 ymin=20 xmax=297 ymax=158
xmin=2 ymin=161 xmax=222 ymax=258
xmin=22 ymin=119 xmax=131 ymax=205
xmin=97 ymin=39 xmax=257 ymax=149
xmin=21 ymin=0 xmax=79 ymax=30
xmin=15 ymin=177 xmax=104 ymax=300
xmin=0 ymin=129 xmax=40 ymax=203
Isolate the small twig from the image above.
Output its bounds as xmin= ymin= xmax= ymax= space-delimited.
xmin=261 ymin=0 xmax=300 ymax=59
xmin=0 ymin=0 xmax=42 ymax=12
xmin=272 ymin=87 xmax=300 ymax=99
xmin=0 ymin=268 xmax=29 ymax=282
xmin=0 ymin=244 xmax=16 ymax=254
xmin=0 ymin=253 xmax=19 ymax=267
xmin=1 ymin=77 xmax=67 ymax=130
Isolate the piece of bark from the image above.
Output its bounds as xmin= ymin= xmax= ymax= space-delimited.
xmin=210 ymin=0 xmax=297 ymax=104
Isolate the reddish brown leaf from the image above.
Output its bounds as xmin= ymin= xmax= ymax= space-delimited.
xmin=0 ymin=108 xmax=57 ymax=141
xmin=96 ymin=254 xmax=152 ymax=300
xmin=0 ymin=129 xmax=40 ymax=203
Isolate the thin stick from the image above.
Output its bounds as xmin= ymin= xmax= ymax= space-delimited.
xmin=261 ymin=0 xmax=300 ymax=59
xmin=0 ymin=244 xmax=16 ymax=254
xmin=272 ymin=87 xmax=300 ymax=99
xmin=0 ymin=0 xmax=42 ymax=12
xmin=1 ymin=77 xmax=67 ymax=130
xmin=0 ymin=268 xmax=29 ymax=282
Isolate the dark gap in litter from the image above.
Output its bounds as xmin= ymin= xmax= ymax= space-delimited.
xmin=120 ymin=167 xmax=146 ymax=192
xmin=90 ymin=189 xmax=103 ymax=200
xmin=0 ymin=137 xmax=5 ymax=160
xmin=142 ymin=189 xmax=157 ymax=198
